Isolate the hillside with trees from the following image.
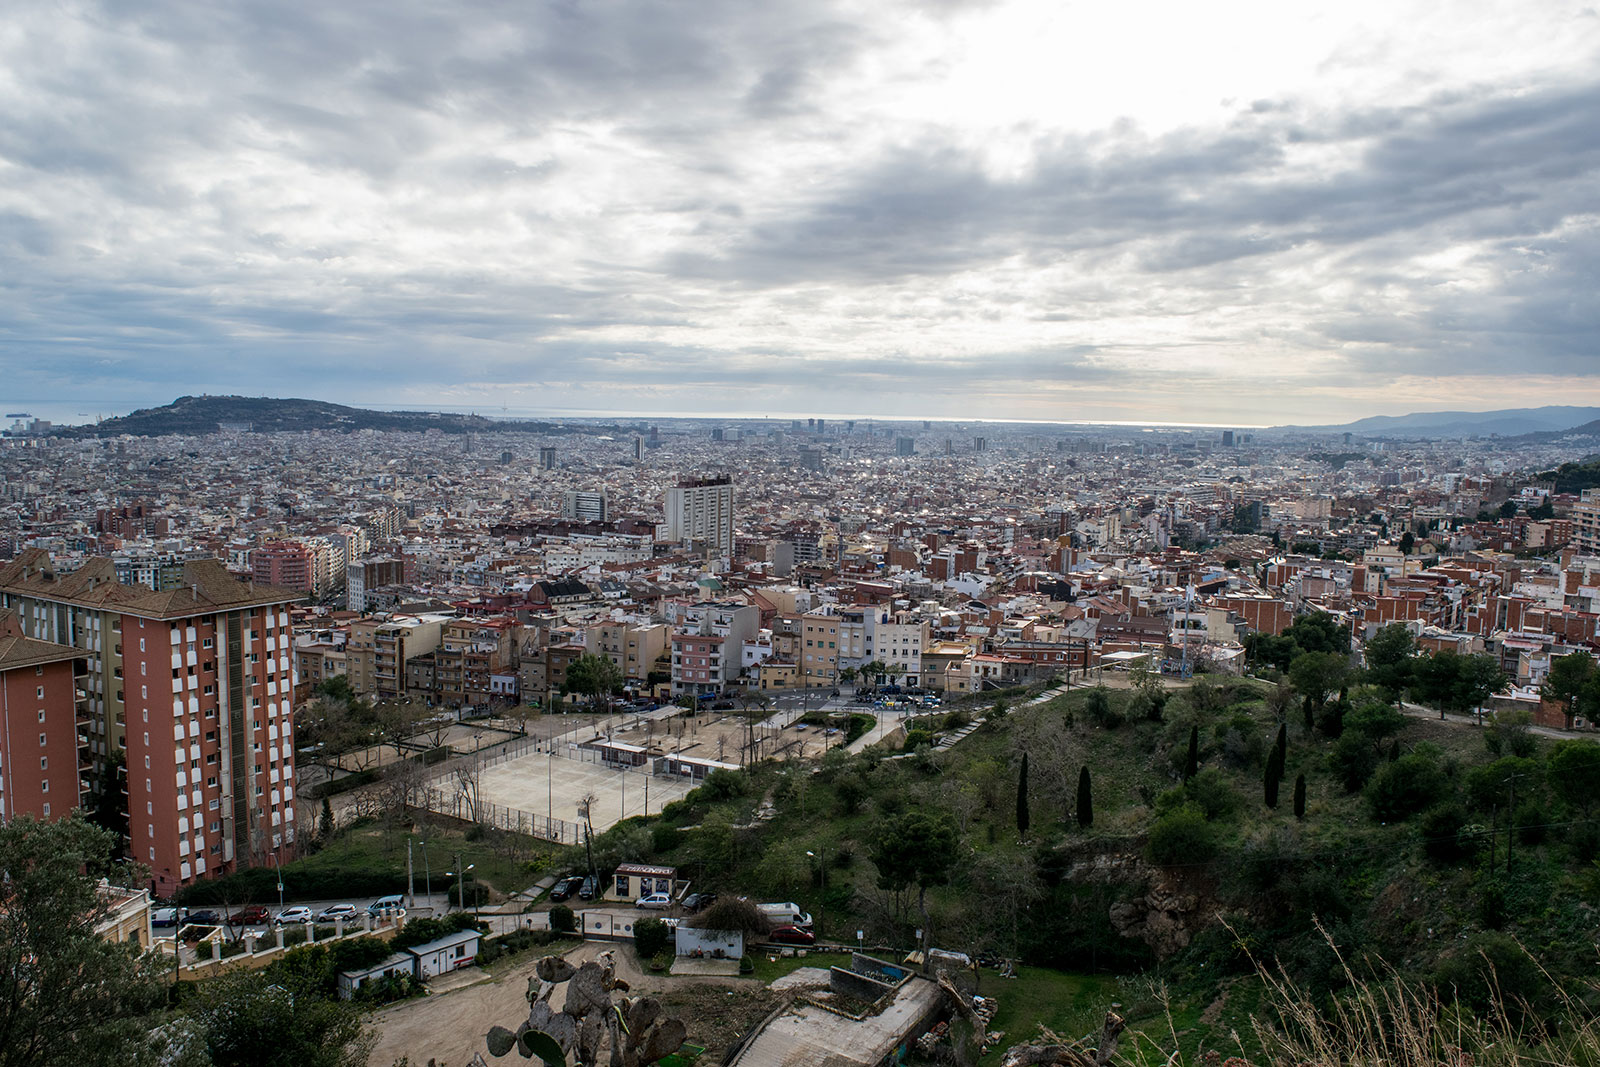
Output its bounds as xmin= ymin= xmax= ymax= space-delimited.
xmin=579 ymin=625 xmax=1600 ymax=1060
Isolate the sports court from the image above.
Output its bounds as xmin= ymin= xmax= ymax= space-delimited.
xmin=474 ymin=747 xmax=695 ymax=838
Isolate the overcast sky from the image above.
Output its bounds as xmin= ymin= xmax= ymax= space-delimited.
xmin=3 ymin=0 xmax=1598 ymax=426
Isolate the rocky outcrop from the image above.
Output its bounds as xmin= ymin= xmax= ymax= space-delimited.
xmin=1108 ymin=879 xmax=1207 ymax=958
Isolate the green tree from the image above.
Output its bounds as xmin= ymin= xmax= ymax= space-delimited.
xmin=1367 ymin=753 xmax=1448 ymax=821
xmin=870 ymin=811 xmax=959 ymax=964
xmin=1549 ymin=741 xmax=1600 ymax=813
xmin=184 ymin=967 xmax=374 ymax=1067
xmin=564 ymin=653 xmax=624 ymax=710
xmin=1184 ymin=724 xmax=1199 ymax=781
xmin=1289 ymin=650 xmax=1350 ymax=726
xmin=0 ymin=814 xmax=166 ymax=1067
xmin=549 ymin=904 xmax=577 ymax=933
xmin=1345 ymin=700 xmax=1407 ymax=744
xmin=1077 ymin=766 xmax=1093 ymax=828
xmin=1283 ymin=612 xmax=1351 ymax=655
xmin=1541 ymin=651 xmax=1596 ymax=729
xmin=1365 ymin=623 xmax=1417 ymax=703
xmin=1015 ymin=753 xmax=1030 ymax=837
xmin=634 ymin=917 xmax=670 ymax=959
xmin=1398 ymin=530 xmax=1416 ymax=555
xmin=1293 ymin=773 xmax=1307 ymax=819
xmin=1264 ymin=743 xmax=1284 ymax=809
xmin=1146 ymin=803 xmax=1217 ymax=865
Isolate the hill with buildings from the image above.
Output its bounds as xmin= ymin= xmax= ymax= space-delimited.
xmin=50 ymin=394 xmax=581 ymax=438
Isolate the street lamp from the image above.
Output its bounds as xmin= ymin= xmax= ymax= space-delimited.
xmin=807 ymin=849 xmax=825 ymax=940
xmin=269 ymin=852 xmax=285 ymax=916
xmin=419 ymin=838 xmax=433 ymax=911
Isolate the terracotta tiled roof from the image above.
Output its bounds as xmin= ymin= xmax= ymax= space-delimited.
xmin=0 ymin=549 xmax=300 ymax=620
xmin=0 ymin=610 xmax=82 ymax=670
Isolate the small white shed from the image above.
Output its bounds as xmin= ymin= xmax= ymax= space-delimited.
xmin=336 ymin=952 xmax=416 ymax=1000
xmin=408 ymin=928 xmax=481 ymax=978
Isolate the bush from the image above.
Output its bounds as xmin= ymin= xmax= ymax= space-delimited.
xmin=1147 ymin=803 xmax=1217 ymax=866
xmin=903 ymin=728 xmax=934 ymax=752
xmin=652 ymin=824 xmax=684 ymax=854
xmin=1329 ymin=733 xmax=1379 ymax=793
xmin=835 ymin=774 xmax=868 ymax=815
xmin=1367 ymin=753 xmax=1448 ymax=821
xmin=1419 ymin=803 xmax=1474 ymax=864
xmin=1085 ymin=687 xmax=1122 ymax=728
xmin=692 ymin=898 xmax=769 ymax=937
xmin=1212 ymin=713 xmax=1264 ymax=770
xmin=1156 ymin=768 xmax=1236 ymax=820
xmin=549 ymin=904 xmax=576 ymax=933
xmin=391 ymin=911 xmax=484 ymax=951
xmin=701 ymin=768 xmax=749 ymax=802
xmin=635 ymin=917 xmax=670 ymax=959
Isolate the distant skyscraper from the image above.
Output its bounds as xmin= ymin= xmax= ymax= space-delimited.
xmin=712 ymin=427 xmax=725 ymax=442
xmin=798 ymin=446 xmax=825 ymax=471
xmin=1221 ymin=430 xmax=1235 ymax=447
xmin=633 ymin=435 xmax=645 ymax=461
xmin=539 ymin=447 xmax=557 ymax=470
xmin=896 ymin=436 xmax=916 ymax=457
xmin=945 ymin=438 xmax=954 ymax=456
xmin=974 ymin=436 xmax=986 ymax=452
xmin=663 ymin=476 xmax=735 ymax=556
xmin=500 ymin=450 xmax=514 ymax=465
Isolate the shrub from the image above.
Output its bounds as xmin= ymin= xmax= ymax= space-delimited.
xmin=835 ymin=774 xmax=868 ymax=815
xmin=1085 ymin=687 xmax=1122 ymax=728
xmin=1147 ymin=803 xmax=1217 ymax=866
xmin=1344 ymin=701 xmax=1406 ymax=741
xmin=692 ymin=898 xmax=769 ymax=937
xmin=1367 ymin=753 xmax=1448 ymax=821
xmin=1213 ymin=713 xmax=1264 ymax=770
xmin=549 ymin=905 xmax=576 ymax=933
xmin=701 ymin=768 xmax=749 ymax=802
xmin=1178 ymin=768 xmax=1237 ymax=820
xmin=1419 ymin=803 xmax=1474 ymax=864
xmin=652 ymin=824 xmax=684 ymax=853
xmin=903 ymin=728 xmax=934 ymax=752
xmin=1329 ymin=733 xmax=1379 ymax=793
xmin=634 ymin=917 xmax=670 ymax=959
xmin=392 ymin=911 xmax=484 ymax=951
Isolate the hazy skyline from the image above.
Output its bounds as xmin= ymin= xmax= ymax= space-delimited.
xmin=2 ymin=0 xmax=1598 ymax=425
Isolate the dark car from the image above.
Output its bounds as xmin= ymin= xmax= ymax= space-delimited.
xmin=182 ymin=910 xmax=221 ymax=926
xmin=550 ymin=875 xmax=583 ymax=902
xmin=766 ymin=925 xmax=816 ymax=946
xmin=578 ymin=874 xmax=598 ymax=901
xmin=711 ymin=699 xmax=736 ymax=710
xmin=228 ymin=905 xmax=270 ymax=926
xmin=681 ymin=892 xmax=717 ymax=912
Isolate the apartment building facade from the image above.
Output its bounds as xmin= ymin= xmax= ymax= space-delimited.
xmin=0 ymin=550 xmax=301 ymax=896
xmin=662 ymin=476 xmax=735 ymax=557
xmin=0 ymin=611 xmax=88 ymax=823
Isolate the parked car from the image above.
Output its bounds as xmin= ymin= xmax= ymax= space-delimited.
xmin=182 ymin=910 xmax=221 ymax=927
xmin=766 ymin=925 xmax=816 ymax=946
xmin=550 ymin=875 xmax=583 ymax=902
xmin=316 ymin=903 xmax=359 ymax=924
xmin=635 ymin=892 xmax=673 ymax=910
xmin=228 ymin=905 xmax=270 ymax=926
xmin=681 ymin=892 xmax=716 ymax=912
xmin=274 ymin=906 xmax=314 ymax=926
xmin=367 ymin=894 xmax=406 ymax=917
xmin=578 ymin=875 xmax=598 ymax=901
xmin=152 ymin=907 xmax=180 ymax=928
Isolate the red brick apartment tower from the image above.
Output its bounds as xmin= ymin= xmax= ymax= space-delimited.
xmin=0 ymin=550 xmax=301 ymax=896
xmin=0 ymin=611 xmax=87 ymax=823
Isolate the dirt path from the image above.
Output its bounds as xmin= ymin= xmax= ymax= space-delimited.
xmin=366 ymin=942 xmax=763 ymax=1066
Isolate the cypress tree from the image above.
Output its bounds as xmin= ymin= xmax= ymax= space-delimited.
xmin=1303 ymin=694 xmax=1315 ymax=733
xmin=1077 ymin=765 xmax=1093 ymax=828
xmin=1274 ymin=721 xmax=1288 ymax=766
xmin=1293 ymin=773 xmax=1307 ymax=819
xmin=1389 ymin=739 xmax=1401 ymax=762
xmin=1184 ymin=724 xmax=1199 ymax=781
xmin=1016 ymin=753 xmax=1030 ymax=836
xmin=1264 ymin=746 xmax=1283 ymax=808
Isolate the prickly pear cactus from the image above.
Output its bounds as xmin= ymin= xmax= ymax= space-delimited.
xmin=485 ymin=952 xmax=687 ymax=1067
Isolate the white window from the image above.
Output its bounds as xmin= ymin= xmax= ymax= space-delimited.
xmin=38 ymin=733 xmax=46 ymax=747
xmin=35 ymin=686 xmax=43 ymax=698
xmin=36 ymin=710 xmax=44 ymax=723
xmin=39 ymin=757 xmax=47 ymax=770
xmin=41 ymin=803 xmax=49 ymax=817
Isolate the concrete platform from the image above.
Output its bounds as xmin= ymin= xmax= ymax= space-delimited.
xmin=669 ymin=957 xmax=742 ymax=977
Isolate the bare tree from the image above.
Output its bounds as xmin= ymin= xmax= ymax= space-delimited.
xmin=456 ymin=754 xmax=484 ymax=824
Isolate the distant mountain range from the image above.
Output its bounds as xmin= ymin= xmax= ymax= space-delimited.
xmin=50 ymin=395 xmax=585 ymax=438
xmin=1272 ymin=406 xmax=1600 ymax=438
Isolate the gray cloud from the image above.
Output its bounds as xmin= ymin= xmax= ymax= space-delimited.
xmin=0 ymin=0 xmax=1597 ymax=421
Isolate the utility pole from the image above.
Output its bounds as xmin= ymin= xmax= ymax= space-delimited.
xmin=407 ymin=839 xmax=415 ymax=910
xmin=1505 ymin=771 xmax=1529 ymax=870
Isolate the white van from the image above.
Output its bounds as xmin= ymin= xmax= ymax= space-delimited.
xmin=757 ymin=902 xmax=813 ymax=928
xmin=368 ymin=894 xmax=406 ymax=917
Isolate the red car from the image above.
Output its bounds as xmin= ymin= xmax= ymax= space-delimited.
xmin=766 ymin=925 xmax=816 ymax=946
xmin=228 ymin=905 xmax=270 ymax=925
